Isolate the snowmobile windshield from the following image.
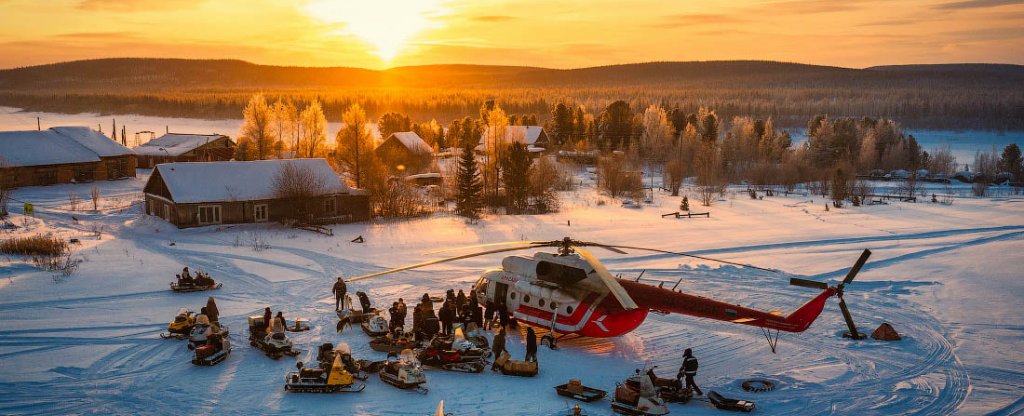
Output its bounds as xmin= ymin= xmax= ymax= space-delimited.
xmin=639 ymin=374 xmax=657 ymax=397
xmin=335 ymin=342 xmax=351 ymax=355
xmin=176 ymin=308 xmax=190 ymax=317
xmin=400 ymin=349 xmax=417 ymax=364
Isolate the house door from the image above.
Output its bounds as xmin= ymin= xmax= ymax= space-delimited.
xmin=494 ymin=282 xmax=509 ymax=309
xmin=163 ymin=205 xmax=170 ymax=221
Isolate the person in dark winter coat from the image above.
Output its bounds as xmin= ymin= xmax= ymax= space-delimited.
xmin=332 ymin=278 xmax=347 ymax=311
xmin=483 ymin=301 xmax=495 ymax=330
xmin=677 ymin=348 xmax=703 ymax=395
xmin=471 ymin=302 xmax=483 ymax=328
xmin=455 ymin=289 xmax=467 ymax=316
xmin=388 ymin=302 xmax=403 ymax=331
xmin=446 ymin=289 xmax=456 ymax=303
xmin=439 ymin=301 xmax=454 ymax=336
xmin=491 ymin=328 xmax=507 ymax=371
xmin=262 ymin=307 xmax=273 ymax=333
xmin=497 ymin=304 xmax=509 ymax=329
xmin=525 ymin=327 xmax=538 ymax=362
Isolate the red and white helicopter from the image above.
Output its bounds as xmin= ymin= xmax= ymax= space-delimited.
xmin=347 ymin=237 xmax=871 ymax=350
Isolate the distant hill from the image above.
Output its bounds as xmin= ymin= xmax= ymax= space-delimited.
xmin=1 ymin=59 xmax=1022 ymax=130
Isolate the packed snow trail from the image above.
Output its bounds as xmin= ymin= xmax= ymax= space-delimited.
xmin=1 ymin=180 xmax=1021 ymax=415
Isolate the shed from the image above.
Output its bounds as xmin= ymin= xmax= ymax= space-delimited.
xmin=143 ymin=159 xmax=369 ymax=228
xmin=134 ymin=133 xmax=235 ymax=168
xmin=375 ymin=131 xmax=433 ymax=172
xmin=476 ymin=126 xmax=549 ymax=154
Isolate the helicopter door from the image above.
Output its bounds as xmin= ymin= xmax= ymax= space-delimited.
xmin=494 ymin=282 xmax=509 ymax=309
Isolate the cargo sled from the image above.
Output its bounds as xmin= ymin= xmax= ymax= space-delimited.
xmin=192 ymin=336 xmax=231 ymax=366
xmin=493 ymin=351 xmax=538 ymax=377
xmin=708 ymin=391 xmax=755 ymax=413
xmin=555 ymin=379 xmax=607 ymax=402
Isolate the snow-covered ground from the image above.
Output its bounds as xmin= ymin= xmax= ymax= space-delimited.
xmin=1 ymin=172 xmax=1022 ymax=415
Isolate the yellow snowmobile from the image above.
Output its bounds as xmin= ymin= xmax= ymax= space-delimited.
xmin=285 ymin=352 xmax=366 ymax=393
xmin=160 ymin=308 xmax=195 ymax=339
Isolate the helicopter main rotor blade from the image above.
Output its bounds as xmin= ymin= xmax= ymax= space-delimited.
xmin=574 ymin=242 xmax=629 ymax=255
xmin=347 ymin=245 xmax=541 ymax=283
xmin=600 ymin=244 xmax=777 ymax=273
xmin=574 ymin=246 xmax=639 ymax=310
xmin=422 ymin=241 xmax=550 ymax=255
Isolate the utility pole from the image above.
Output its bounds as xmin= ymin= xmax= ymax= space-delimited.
xmin=112 ymin=119 xmax=116 ymax=140
xmin=36 ymin=117 xmax=40 ymax=131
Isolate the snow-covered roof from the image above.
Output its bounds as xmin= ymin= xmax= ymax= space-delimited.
xmin=134 ymin=133 xmax=229 ymax=157
xmin=49 ymin=126 xmax=134 ymax=158
xmin=479 ymin=126 xmax=547 ymax=148
xmin=378 ymin=132 xmax=433 ymax=155
xmin=151 ymin=159 xmax=353 ymax=204
xmin=0 ymin=126 xmax=132 ymax=168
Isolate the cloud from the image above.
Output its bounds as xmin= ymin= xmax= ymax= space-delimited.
xmin=470 ymin=15 xmax=518 ymax=23
xmin=933 ymin=0 xmax=1024 ymax=10
xmin=651 ymin=14 xmax=746 ymax=28
xmin=77 ymin=0 xmax=205 ymax=11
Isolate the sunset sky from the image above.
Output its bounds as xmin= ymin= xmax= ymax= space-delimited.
xmin=0 ymin=0 xmax=1022 ymax=70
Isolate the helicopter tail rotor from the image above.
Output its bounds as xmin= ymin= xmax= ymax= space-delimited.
xmin=789 ymin=249 xmax=872 ymax=340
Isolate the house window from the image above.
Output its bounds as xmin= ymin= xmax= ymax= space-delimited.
xmin=324 ymin=197 xmax=336 ymax=214
xmin=198 ymin=205 xmax=221 ymax=225
xmin=254 ymin=204 xmax=268 ymax=222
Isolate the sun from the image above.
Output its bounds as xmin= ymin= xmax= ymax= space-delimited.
xmin=304 ymin=0 xmax=448 ymax=62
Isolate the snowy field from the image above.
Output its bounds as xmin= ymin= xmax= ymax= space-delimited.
xmin=1 ymin=170 xmax=1022 ymax=416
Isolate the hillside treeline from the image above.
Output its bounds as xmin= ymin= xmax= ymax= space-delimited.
xmin=1 ymin=59 xmax=1022 ymax=130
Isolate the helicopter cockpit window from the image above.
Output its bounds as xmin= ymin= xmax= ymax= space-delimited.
xmin=523 ymin=295 xmax=531 ymax=303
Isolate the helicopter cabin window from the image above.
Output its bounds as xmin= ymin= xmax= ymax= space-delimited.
xmin=566 ymin=306 xmax=573 ymax=315
xmin=550 ymin=302 xmax=557 ymax=311
xmin=538 ymin=299 xmax=546 ymax=307
xmin=510 ymin=292 xmax=515 ymax=300
xmin=523 ymin=295 xmax=530 ymax=303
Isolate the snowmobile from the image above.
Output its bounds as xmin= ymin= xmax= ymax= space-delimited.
xmin=192 ymin=333 xmax=231 ymax=366
xmin=170 ymin=270 xmax=221 ymax=292
xmin=416 ymin=335 xmax=488 ymax=373
xmin=369 ymin=332 xmax=420 ymax=354
xmin=492 ymin=351 xmax=539 ymax=377
xmin=646 ymin=367 xmax=692 ymax=403
xmin=361 ymin=313 xmax=390 ymax=337
xmin=188 ymin=321 xmax=229 ymax=350
xmin=316 ymin=342 xmax=375 ymax=380
xmin=284 ymin=353 xmax=366 ymax=393
xmin=379 ymin=349 xmax=428 ymax=394
xmin=160 ymin=308 xmax=194 ymax=339
xmin=707 ymin=391 xmax=755 ymax=413
xmin=337 ymin=291 xmax=378 ymax=324
xmin=248 ymin=316 xmax=298 ymax=359
xmin=458 ymin=322 xmax=489 ymax=349
xmin=610 ymin=369 xmax=670 ymax=416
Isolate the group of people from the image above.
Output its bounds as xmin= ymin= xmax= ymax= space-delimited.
xmin=438 ymin=288 xmax=483 ymax=336
xmin=176 ymin=267 xmax=215 ymax=288
xmin=260 ymin=307 xmax=288 ymax=339
xmin=195 ymin=305 xmax=228 ymax=352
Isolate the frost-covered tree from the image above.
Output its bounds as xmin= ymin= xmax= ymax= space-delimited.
xmin=238 ymin=93 xmax=275 ymax=160
xmin=335 ymin=104 xmax=376 ymax=188
xmin=378 ymin=112 xmax=412 ymax=140
xmin=299 ymin=100 xmax=327 ymax=158
xmin=640 ymin=105 xmax=673 ymax=160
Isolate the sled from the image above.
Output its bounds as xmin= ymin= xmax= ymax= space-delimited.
xmin=160 ymin=332 xmax=188 ymax=340
xmin=708 ymin=391 xmax=755 ymax=413
xmin=555 ymin=380 xmax=607 ymax=402
xmin=170 ymin=282 xmax=222 ymax=292
xmin=361 ymin=315 xmax=390 ymax=337
xmin=287 ymin=319 xmax=311 ymax=332
xmin=192 ymin=345 xmax=230 ymax=366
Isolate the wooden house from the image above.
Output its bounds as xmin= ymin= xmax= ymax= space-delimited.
xmin=143 ymin=159 xmax=369 ymax=228
xmin=375 ymin=131 xmax=434 ymax=173
xmin=0 ymin=126 xmax=136 ymax=188
xmin=476 ymin=126 xmax=549 ymax=155
xmin=134 ymin=133 xmax=235 ymax=168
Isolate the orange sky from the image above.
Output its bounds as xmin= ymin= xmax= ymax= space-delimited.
xmin=0 ymin=0 xmax=1022 ymax=69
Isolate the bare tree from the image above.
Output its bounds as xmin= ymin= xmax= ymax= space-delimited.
xmin=694 ymin=143 xmax=724 ymax=206
xmin=68 ymin=192 xmax=82 ymax=211
xmin=597 ymin=153 xmax=643 ymax=198
xmin=90 ymin=186 xmax=100 ymax=211
xmin=335 ymin=103 xmax=375 ymax=188
xmin=664 ymin=157 xmax=686 ymax=196
xmin=300 ymin=100 xmax=327 ymax=158
xmin=272 ymin=162 xmax=327 ymax=222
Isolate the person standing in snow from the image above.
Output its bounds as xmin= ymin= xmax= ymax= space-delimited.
xmin=483 ymin=300 xmax=495 ymax=330
xmin=525 ymin=327 xmax=538 ymax=362
xmin=491 ymin=327 xmax=507 ymax=371
xmin=275 ymin=311 xmax=286 ymax=330
xmin=262 ymin=307 xmax=272 ymax=333
xmin=332 ymin=278 xmax=347 ymax=311
xmin=455 ymin=289 xmax=467 ymax=316
xmin=439 ymin=300 xmax=454 ymax=336
xmin=677 ymin=348 xmax=703 ymax=396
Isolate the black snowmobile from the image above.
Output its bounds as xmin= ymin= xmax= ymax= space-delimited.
xmin=248 ymin=316 xmax=298 ymax=359
xmin=170 ymin=270 xmax=221 ymax=292
xmin=416 ymin=335 xmax=489 ymax=373
xmin=188 ymin=321 xmax=230 ymax=350
xmin=646 ymin=367 xmax=693 ymax=403
xmin=315 ymin=342 xmax=376 ymax=380
xmin=284 ymin=356 xmax=366 ymax=393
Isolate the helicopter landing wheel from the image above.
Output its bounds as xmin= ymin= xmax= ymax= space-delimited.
xmin=540 ymin=334 xmax=557 ymax=350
